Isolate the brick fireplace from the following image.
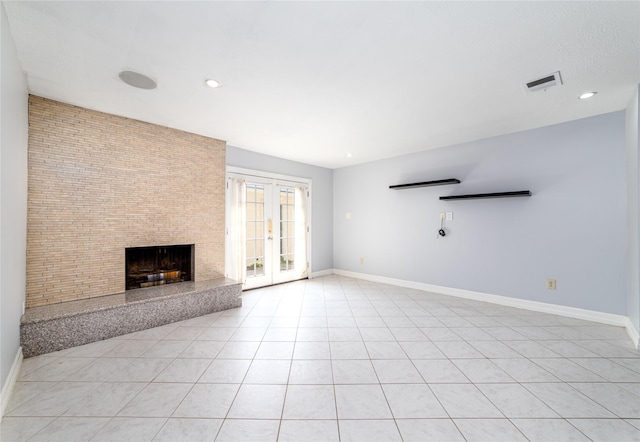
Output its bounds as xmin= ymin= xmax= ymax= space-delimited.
xmin=26 ymin=96 xmax=226 ymax=308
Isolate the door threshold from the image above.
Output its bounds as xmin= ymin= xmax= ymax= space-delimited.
xmin=242 ymin=276 xmax=309 ymax=292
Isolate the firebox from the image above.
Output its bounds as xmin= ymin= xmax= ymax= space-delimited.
xmin=125 ymin=245 xmax=194 ymax=290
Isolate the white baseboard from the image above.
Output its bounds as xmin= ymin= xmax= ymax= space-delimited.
xmin=626 ymin=318 xmax=640 ymax=349
xmin=310 ymin=269 xmax=334 ymax=278
xmin=0 ymin=347 xmax=23 ymax=422
xmin=332 ymin=269 xmax=634 ymax=334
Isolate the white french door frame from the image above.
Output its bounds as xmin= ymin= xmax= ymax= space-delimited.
xmin=225 ymin=166 xmax=312 ymax=289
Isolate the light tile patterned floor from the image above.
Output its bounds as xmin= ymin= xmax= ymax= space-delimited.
xmin=2 ymin=275 xmax=640 ymax=441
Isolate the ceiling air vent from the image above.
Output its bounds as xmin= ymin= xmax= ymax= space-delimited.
xmin=524 ymin=71 xmax=562 ymax=94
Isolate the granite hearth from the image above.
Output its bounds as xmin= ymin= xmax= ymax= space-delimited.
xmin=20 ymin=278 xmax=242 ymax=358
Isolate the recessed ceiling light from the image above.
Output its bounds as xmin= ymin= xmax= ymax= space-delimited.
xmin=346 ymin=153 xmax=353 ymax=158
xmin=579 ymin=91 xmax=597 ymax=100
xmin=205 ymin=79 xmax=220 ymax=88
xmin=118 ymin=70 xmax=157 ymax=90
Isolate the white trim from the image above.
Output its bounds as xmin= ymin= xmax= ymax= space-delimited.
xmin=332 ymin=269 xmax=633 ymax=331
xmin=626 ymin=318 xmax=640 ymax=348
xmin=310 ymin=269 xmax=334 ymax=279
xmin=0 ymin=347 xmax=23 ymax=422
xmin=226 ymin=166 xmax=312 ymax=186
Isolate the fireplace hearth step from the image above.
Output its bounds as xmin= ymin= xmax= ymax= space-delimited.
xmin=20 ymin=278 xmax=242 ymax=358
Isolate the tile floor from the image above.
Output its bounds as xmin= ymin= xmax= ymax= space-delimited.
xmin=2 ymin=275 xmax=640 ymax=441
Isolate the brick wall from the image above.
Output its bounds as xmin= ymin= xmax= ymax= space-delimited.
xmin=26 ymin=96 xmax=226 ymax=307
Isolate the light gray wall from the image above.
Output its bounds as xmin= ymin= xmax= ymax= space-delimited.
xmin=226 ymin=145 xmax=333 ymax=273
xmin=334 ymin=112 xmax=627 ymax=315
xmin=627 ymin=85 xmax=640 ymax=334
xmin=1 ymin=3 xmax=29 ymax=389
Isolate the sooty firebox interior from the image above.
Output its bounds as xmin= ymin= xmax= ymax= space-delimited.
xmin=126 ymin=245 xmax=194 ymax=290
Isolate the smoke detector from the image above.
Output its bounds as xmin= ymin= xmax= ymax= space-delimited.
xmin=524 ymin=71 xmax=562 ymax=94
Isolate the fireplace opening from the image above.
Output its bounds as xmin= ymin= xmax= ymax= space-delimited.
xmin=126 ymin=244 xmax=194 ymax=290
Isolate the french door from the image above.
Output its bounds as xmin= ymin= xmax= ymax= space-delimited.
xmin=226 ymin=170 xmax=310 ymax=290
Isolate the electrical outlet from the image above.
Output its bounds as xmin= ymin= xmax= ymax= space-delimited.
xmin=446 ymin=212 xmax=453 ymax=221
xmin=359 ymin=257 xmax=364 ymax=265
xmin=546 ymin=279 xmax=556 ymax=290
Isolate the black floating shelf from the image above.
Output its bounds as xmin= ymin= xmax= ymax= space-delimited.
xmin=439 ymin=190 xmax=532 ymax=201
xmin=390 ymin=178 xmax=460 ymax=190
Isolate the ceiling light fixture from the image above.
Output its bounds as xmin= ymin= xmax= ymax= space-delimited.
xmin=346 ymin=153 xmax=353 ymax=158
xmin=118 ymin=70 xmax=157 ymax=90
xmin=579 ymin=91 xmax=597 ymax=100
xmin=205 ymin=79 xmax=220 ymax=88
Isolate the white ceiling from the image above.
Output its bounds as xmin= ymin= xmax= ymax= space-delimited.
xmin=3 ymin=1 xmax=639 ymax=169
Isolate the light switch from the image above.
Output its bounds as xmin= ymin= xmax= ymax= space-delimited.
xmin=345 ymin=212 xmax=351 ymax=220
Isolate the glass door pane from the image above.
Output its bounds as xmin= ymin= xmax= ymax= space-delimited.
xmin=272 ymin=184 xmax=308 ymax=285
xmin=279 ymin=187 xmax=295 ymax=272
xmin=245 ymin=183 xmax=267 ymax=282
xmin=240 ymin=182 xmax=272 ymax=288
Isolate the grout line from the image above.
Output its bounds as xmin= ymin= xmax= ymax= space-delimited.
xmin=6 ymin=275 xmax=640 ymax=442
